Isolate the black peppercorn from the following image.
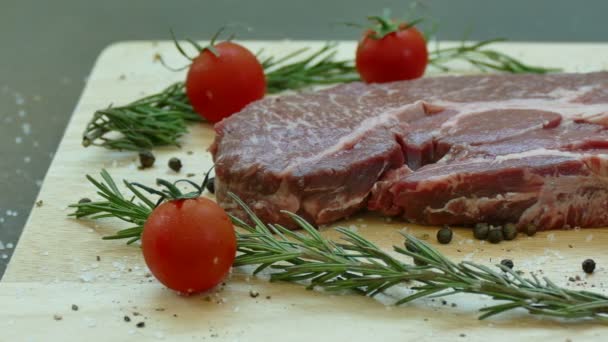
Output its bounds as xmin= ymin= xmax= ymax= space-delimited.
xmin=582 ymin=259 xmax=596 ymax=274
xmin=206 ymin=177 xmax=215 ymax=194
xmin=136 ymin=321 xmax=145 ymax=328
xmin=405 ymin=240 xmax=426 ymax=266
xmin=502 ymin=223 xmax=518 ymax=241
xmin=437 ymin=226 xmax=453 ymax=244
xmin=168 ymin=157 xmax=182 ymax=172
xmin=524 ymin=223 xmax=537 ymax=236
xmin=487 ymin=226 xmax=503 ymax=244
xmin=138 ymin=150 xmax=155 ymax=169
xmin=500 ymin=259 xmax=514 ymax=269
xmin=473 ymin=222 xmax=489 ymax=240
xmin=78 ymin=198 xmax=91 ymax=204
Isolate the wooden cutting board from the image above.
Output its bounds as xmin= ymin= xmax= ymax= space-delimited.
xmin=2 ymin=41 xmax=608 ymax=341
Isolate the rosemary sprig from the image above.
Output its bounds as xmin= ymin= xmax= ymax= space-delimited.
xmin=82 ymin=82 xmax=200 ymax=151
xmin=428 ymin=38 xmax=559 ymax=74
xmin=71 ymin=171 xmax=608 ymax=321
xmin=260 ymin=44 xmax=358 ymax=94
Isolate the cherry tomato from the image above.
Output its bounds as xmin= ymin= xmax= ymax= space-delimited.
xmin=356 ymin=23 xmax=428 ymax=83
xmin=142 ymin=197 xmax=237 ymax=294
xmin=186 ymin=41 xmax=266 ymax=123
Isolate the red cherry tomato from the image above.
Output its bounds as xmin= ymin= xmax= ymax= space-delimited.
xmin=356 ymin=23 xmax=428 ymax=83
xmin=141 ymin=197 xmax=237 ymax=294
xmin=186 ymin=41 xmax=266 ymax=123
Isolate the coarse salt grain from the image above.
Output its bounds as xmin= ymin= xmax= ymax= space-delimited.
xmin=24 ymin=156 xmax=31 ymax=163
xmin=586 ymin=234 xmax=593 ymax=242
xmin=0 ymin=241 xmax=4 ymax=250
xmin=15 ymin=136 xmax=22 ymax=144
xmin=22 ymin=123 xmax=31 ymax=135
xmin=14 ymin=93 xmax=24 ymax=105
xmin=6 ymin=243 xmax=13 ymax=249
xmin=79 ymin=273 xmax=95 ymax=282
xmin=18 ymin=109 xmax=26 ymax=117
xmin=1 ymin=254 xmax=8 ymax=259
xmin=84 ymin=317 xmax=96 ymax=328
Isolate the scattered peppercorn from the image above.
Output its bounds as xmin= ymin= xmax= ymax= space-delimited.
xmin=124 ymin=315 xmax=131 ymax=322
xmin=206 ymin=177 xmax=215 ymax=194
xmin=35 ymin=200 xmax=44 ymax=207
xmin=500 ymin=259 xmax=514 ymax=269
xmin=524 ymin=223 xmax=537 ymax=236
xmin=406 ymin=240 xmax=426 ymax=265
xmin=168 ymin=157 xmax=182 ymax=172
xmin=78 ymin=198 xmax=91 ymax=204
xmin=138 ymin=150 xmax=155 ymax=169
xmin=96 ymin=255 xmax=100 ymax=262
xmin=437 ymin=226 xmax=453 ymax=244
xmin=53 ymin=314 xmax=63 ymax=321
xmin=136 ymin=322 xmax=145 ymax=328
xmin=502 ymin=223 xmax=518 ymax=240
xmin=249 ymin=290 xmax=259 ymax=298
xmin=487 ymin=226 xmax=504 ymax=244
xmin=582 ymin=259 xmax=596 ymax=274
xmin=473 ymin=222 xmax=489 ymax=240
xmin=71 ymin=304 xmax=79 ymax=311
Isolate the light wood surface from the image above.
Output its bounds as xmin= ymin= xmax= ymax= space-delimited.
xmin=2 ymin=41 xmax=608 ymax=341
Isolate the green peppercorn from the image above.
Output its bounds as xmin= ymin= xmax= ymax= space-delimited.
xmin=473 ymin=222 xmax=489 ymax=240
xmin=437 ymin=226 xmax=453 ymax=244
xmin=487 ymin=226 xmax=503 ymax=244
xmin=138 ymin=150 xmax=155 ymax=169
xmin=502 ymin=223 xmax=518 ymax=241
xmin=78 ymin=198 xmax=91 ymax=204
xmin=500 ymin=259 xmax=514 ymax=269
xmin=582 ymin=259 xmax=596 ymax=274
xmin=524 ymin=223 xmax=537 ymax=236
xmin=168 ymin=157 xmax=182 ymax=172
xmin=206 ymin=177 xmax=215 ymax=194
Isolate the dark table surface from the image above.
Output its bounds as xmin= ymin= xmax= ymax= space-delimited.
xmin=1 ymin=0 xmax=606 ymax=278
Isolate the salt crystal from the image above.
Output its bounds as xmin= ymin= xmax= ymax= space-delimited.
xmin=18 ymin=109 xmax=26 ymax=117
xmin=24 ymin=156 xmax=31 ymax=163
xmin=83 ymin=317 xmax=96 ymax=328
xmin=22 ymin=123 xmax=31 ymax=135
xmin=0 ymin=217 xmax=4 ymax=223
xmin=14 ymin=93 xmax=24 ymax=105
xmin=128 ymin=330 xmax=136 ymax=335
xmin=547 ymin=233 xmax=555 ymax=242
xmin=233 ymin=306 xmax=240 ymax=312
xmin=0 ymin=241 xmax=4 ymax=250
xmin=1 ymin=254 xmax=8 ymax=259
xmin=586 ymin=234 xmax=593 ymax=242
xmin=6 ymin=243 xmax=13 ymax=249
xmin=15 ymin=136 xmax=22 ymax=144
xmin=79 ymin=272 xmax=95 ymax=282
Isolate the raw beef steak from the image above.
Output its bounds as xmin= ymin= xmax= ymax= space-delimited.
xmin=210 ymin=72 xmax=608 ymax=230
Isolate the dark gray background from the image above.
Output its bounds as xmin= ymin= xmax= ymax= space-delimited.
xmin=1 ymin=0 xmax=607 ymax=278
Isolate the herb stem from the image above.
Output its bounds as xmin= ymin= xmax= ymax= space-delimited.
xmin=71 ymin=171 xmax=608 ymax=321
